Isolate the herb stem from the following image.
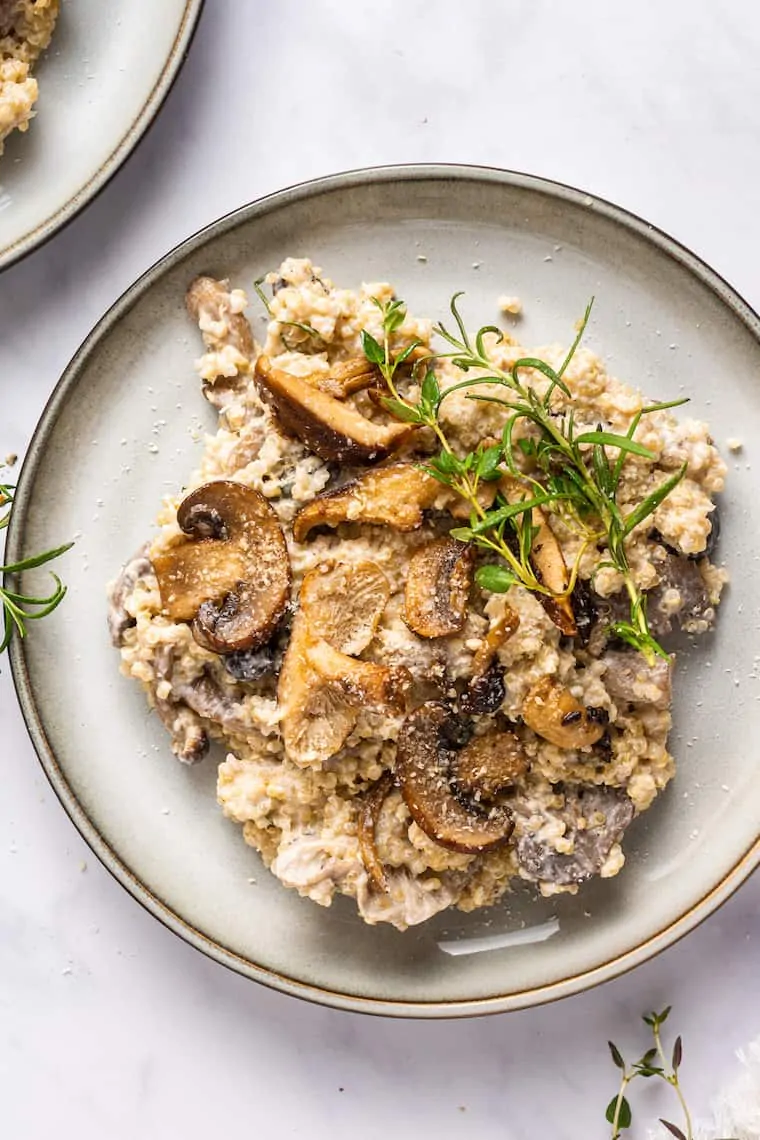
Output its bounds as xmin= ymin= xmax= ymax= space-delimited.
xmin=611 ymin=1073 xmax=632 ymax=1140
xmin=363 ymin=291 xmax=689 ymax=660
xmin=653 ymin=1024 xmax=693 ymax=1140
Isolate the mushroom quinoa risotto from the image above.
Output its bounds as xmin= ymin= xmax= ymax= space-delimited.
xmin=108 ymin=259 xmax=727 ymax=931
xmin=0 ymin=0 xmax=58 ymax=157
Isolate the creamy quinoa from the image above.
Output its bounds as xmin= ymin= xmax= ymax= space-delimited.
xmin=0 ymin=0 xmax=58 ymax=156
xmin=109 ymin=258 xmax=727 ymax=931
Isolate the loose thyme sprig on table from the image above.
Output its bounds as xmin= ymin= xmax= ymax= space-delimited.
xmin=0 ymin=478 xmax=73 ymax=653
xmin=362 ymin=293 xmax=689 ymax=664
xmin=606 ymin=1007 xmax=706 ymax=1140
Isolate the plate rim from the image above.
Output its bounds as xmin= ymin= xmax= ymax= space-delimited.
xmin=0 ymin=0 xmax=206 ymax=274
xmin=7 ymin=162 xmax=760 ymax=1018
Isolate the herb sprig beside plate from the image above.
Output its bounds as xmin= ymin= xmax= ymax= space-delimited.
xmin=0 ymin=476 xmax=73 ymax=653
xmin=605 ymin=1006 xmax=739 ymax=1140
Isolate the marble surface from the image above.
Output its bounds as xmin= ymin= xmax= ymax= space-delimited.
xmin=1 ymin=1 xmax=759 ymax=1135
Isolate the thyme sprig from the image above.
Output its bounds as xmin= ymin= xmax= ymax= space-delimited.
xmin=0 ymin=478 xmax=73 ymax=653
xmin=362 ymin=293 xmax=689 ymax=663
xmin=253 ymin=275 xmax=325 ymax=346
xmin=607 ymin=1008 xmax=703 ymax=1140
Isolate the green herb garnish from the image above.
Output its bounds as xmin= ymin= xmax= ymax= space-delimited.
xmin=0 ymin=480 xmax=73 ymax=653
xmin=607 ymin=1008 xmax=695 ymax=1139
xmin=253 ymin=275 xmax=325 ymax=346
xmin=363 ymin=292 xmax=689 ymax=663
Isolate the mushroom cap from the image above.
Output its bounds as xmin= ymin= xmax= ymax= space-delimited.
xmin=403 ymin=536 xmax=474 ymax=638
xmin=153 ymin=480 xmax=291 ymax=654
xmin=522 ymin=676 xmax=606 ymax=749
xmin=452 ymin=728 xmax=528 ymax=800
xmin=396 ymin=702 xmax=514 ymax=854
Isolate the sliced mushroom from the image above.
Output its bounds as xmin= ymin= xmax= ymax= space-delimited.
xmin=500 ymin=477 xmax=576 ymax=635
xmin=299 ymin=560 xmax=390 ymax=655
xmin=601 ymin=651 xmax=672 ymax=711
xmin=395 ymin=703 xmax=514 ymax=853
xmin=452 ymin=728 xmax=528 ymax=800
xmin=170 ymin=670 xmax=252 ymax=736
xmin=278 ymin=564 xmax=410 ymax=767
xmin=158 ymin=704 xmax=209 ymax=765
xmin=514 ymin=785 xmax=634 ymax=886
xmin=293 ymin=464 xmax=440 ymax=542
xmin=186 ymin=276 xmax=254 ymax=408
xmin=311 ymin=357 xmax=382 ymax=399
xmin=280 ymin=631 xmax=411 ymax=767
xmin=254 ymin=355 xmax=414 ymax=463
xmin=304 ymin=638 xmax=410 ymax=709
xmin=153 ymin=481 xmax=291 ymax=654
xmin=522 ymin=676 xmax=606 ymax=749
xmin=470 ymin=608 xmax=520 ymax=677
xmin=404 ymin=537 xmax=475 ymax=639
xmin=152 ymin=646 xmax=209 ymax=764
xmin=107 ymin=544 xmax=152 ymax=647
xmin=358 ymin=772 xmax=394 ymax=892
xmin=647 ymin=553 xmax=714 ymax=636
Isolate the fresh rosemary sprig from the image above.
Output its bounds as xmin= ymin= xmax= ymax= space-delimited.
xmin=362 ymin=292 xmax=689 ymax=663
xmin=607 ymin=1008 xmax=700 ymax=1140
xmin=0 ymin=479 xmax=73 ymax=653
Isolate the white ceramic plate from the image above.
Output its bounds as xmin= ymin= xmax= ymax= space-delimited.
xmin=0 ymin=0 xmax=204 ymax=271
xmin=8 ymin=166 xmax=760 ymax=1016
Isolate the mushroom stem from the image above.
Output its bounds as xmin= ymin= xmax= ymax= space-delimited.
xmin=358 ymin=773 xmax=394 ymax=892
xmin=500 ymin=477 xmax=576 ymax=636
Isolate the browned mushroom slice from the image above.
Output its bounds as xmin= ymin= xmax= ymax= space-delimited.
xmin=279 ymin=631 xmax=411 ymax=766
xmin=395 ymin=703 xmax=514 ymax=854
xmin=186 ymin=277 xmax=254 ymax=408
xmin=452 ymin=729 xmax=528 ymax=800
xmin=499 ymin=477 xmax=576 ymax=636
xmin=522 ymin=676 xmax=606 ymax=749
xmin=254 ymin=355 xmax=414 ymax=463
xmin=299 ymin=560 xmax=390 ymax=655
xmin=404 ymin=537 xmax=475 ymax=639
xmin=153 ymin=481 xmax=291 ymax=654
xmin=531 ymin=510 xmax=576 ymax=635
xmin=358 ymin=773 xmax=394 ymax=892
xmin=312 ymin=358 xmax=382 ymax=399
xmin=304 ymin=638 xmax=410 ymax=709
xmin=278 ymin=563 xmax=410 ymax=767
xmin=293 ymin=464 xmax=440 ymax=542
xmin=470 ymin=608 xmax=520 ymax=677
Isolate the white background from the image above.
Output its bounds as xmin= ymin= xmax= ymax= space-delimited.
xmin=1 ymin=2 xmax=759 ymax=1137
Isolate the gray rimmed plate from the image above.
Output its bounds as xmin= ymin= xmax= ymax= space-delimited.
xmin=0 ymin=0 xmax=204 ymax=272
xmin=8 ymin=165 xmax=760 ymax=1017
